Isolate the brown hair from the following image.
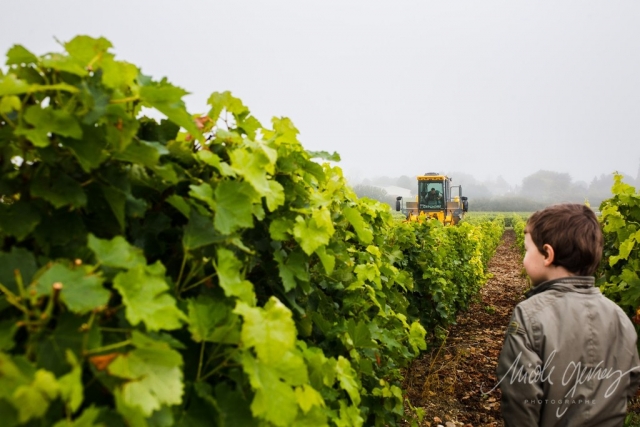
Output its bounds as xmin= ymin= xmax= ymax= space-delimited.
xmin=524 ymin=204 xmax=603 ymax=276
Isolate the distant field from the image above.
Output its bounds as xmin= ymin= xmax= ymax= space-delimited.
xmin=463 ymin=212 xmax=531 ymax=227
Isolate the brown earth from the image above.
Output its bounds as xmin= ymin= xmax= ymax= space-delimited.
xmin=403 ymin=228 xmax=529 ymax=427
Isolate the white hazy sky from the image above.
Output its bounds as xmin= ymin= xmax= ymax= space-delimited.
xmin=2 ymin=1 xmax=639 ymax=186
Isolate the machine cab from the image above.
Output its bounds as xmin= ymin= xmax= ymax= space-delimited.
xmin=396 ymin=172 xmax=468 ymax=225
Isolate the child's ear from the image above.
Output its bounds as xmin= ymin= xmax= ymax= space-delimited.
xmin=542 ymin=244 xmax=555 ymax=266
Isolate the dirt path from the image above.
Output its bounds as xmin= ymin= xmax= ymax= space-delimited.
xmin=404 ymin=229 xmax=530 ymax=427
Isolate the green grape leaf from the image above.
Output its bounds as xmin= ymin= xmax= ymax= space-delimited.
xmin=52 ymin=406 xmax=103 ymax=427
xmin=265 ymin=180 xmax=285 ymax=212
xmin=64 ymin=36 xmax=112 ymax=65
xmin=36 ymin=313 xmax=100 ymax=376
xmin=0 ymin=200 xmax=42 ymax=241
xmin=345 ymin=320 xmax=376 ymax=349
xmin=213 ymin=382 xmax=258 ymax=427
xmin=19 ymin=105 xmax=83 ymax=147
xmin=189 ymin=183 xmax=215 ymax=210
xmin=0 ymin=247 xmax=37 ymax=294
xmin=105 ymin=107 xmax=139 ymax=151
xmin=271 ymin=350 xmax=308 ymax=386
xmin=196 ymin=150 xmax=235 ymax=176
xmin=0 ymin=355 xmax=60 ymax=424
xmin=273 ymin=250 xmax=309 ymax=292
xmin=6 ymin=45 xmax=38 ymax=65
xmin=101 ymin=185 xmax=126 ymax=230
xmin=0 ymin=319 xmax=17 ymax=350
xmin=213 ymin=181 xmax=255 ymax=234
xmin=166 ymin=195 xmax=190 ymax=218
xmin=295 ymin=384 xmax=325 ymax=414
xmin=342 ymin=207 xmax=373 ymax=244
xmin=409 ymin=321 xmax=427 ymax=352
xmin=35 ymin=263 xmax=109 ymax=314
xmin=207 ymin=91 xmax=249 ymax=124
xmin=108 ymin=331 xmax=184 ymax=416
xmin=240 ymin=352 xmax=298 ymax=426
xmin=0 ymin=73 xmax=29 ymax=95
xmin=88 ymin=234 xmax=146 ymax=269
xmin=273 ymin=250 xmax=296 ymax=292
xmin=187 ymin=295 xmax=240 ymax=344
xmin=61 ymin=128 xmax=108 ymax=172
xmin=0 ymin=95 xmax=21 ymax=113
xmin=101 ymin=57 xmax=138 ymax=90
xmin=12 ymin=370 xmax=60 ymax=423
xmin=335 ymin=400 xmax=364 ymax=427
xmin=234 ymin=297 xmax=296 ymax=364
xmin=58 ymin=351 xmax=83 ymax=412
xmin=113 ymin=263 xmax=186 ymax=331
xmin=306 ymin=150 xmax=341 ymax=162
xmin=215 ymin=249 xmax=256 ymax=305
xmin=353 ymin=263 xmax=381 ymax=288
xmin=293 ymin=209 xmax=335 ymax=255
xmin=314 ymin=245 xmax=335 ymax=275
xmin=139 ymin=80 xmax=203 ymax=142
xmin=31 ymin=169 xmax=87 ymax=209
xmin=183 ymin=209 xmax=224 ymax=250
xmin=269 ymin=218 xmax=293 ymax=241
xmin=113 ymin=140 xmax=168 ymax=167
xmin=229 ymin=147 xmax=272 ymax=195
xmin=238 ymin=115 xmax=261 ymax=140
xmin=335 ymin=357 xmax=361 ymax=406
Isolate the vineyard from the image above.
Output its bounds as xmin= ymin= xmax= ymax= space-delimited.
xmin=0 ymin=36 xmax=639 ymax=426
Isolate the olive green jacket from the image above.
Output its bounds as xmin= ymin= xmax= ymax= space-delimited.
xmin=496 ymin=276 xmax=640 ymax=427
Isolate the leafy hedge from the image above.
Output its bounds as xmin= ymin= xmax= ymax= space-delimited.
xmin=598 ymin=174 xmax=640 ymax=320
xmin=390 ymin=219 xmax=504 ymax=335
xmin=511 ymin=215 xmax=526 ymax=256
xmin=0 ymin=36 xmax=503 ymax=427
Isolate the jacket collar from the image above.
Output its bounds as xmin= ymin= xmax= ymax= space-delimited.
xmin=525 ymin=276 xmax=599 ymax=299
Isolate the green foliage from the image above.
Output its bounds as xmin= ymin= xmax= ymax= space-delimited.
xmin=389 ymin=218 xmax=504 ymax=334
xmin=598 ymin=174 xmax=640 ymax=317
xmin=511 ymin=215 xmax=527 ymax=255
xmin=464 ymin=211 xmax=530 ymax=228
xmin=0 ymin=36 xmax=429 ymax=426
xmin=0 ymin=36 xmax=507 ymax=426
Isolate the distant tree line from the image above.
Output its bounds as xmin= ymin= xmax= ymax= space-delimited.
xmin=351 ymin=168 xmax=640 ymax=212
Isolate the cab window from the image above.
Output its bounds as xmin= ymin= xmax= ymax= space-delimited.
xmin=419 ymin=182 xmax=444 ymax=209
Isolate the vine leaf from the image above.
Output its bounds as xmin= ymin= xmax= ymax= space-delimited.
xmin=215 ymin=249 xmax=256 ymax=305
xmin=88 ymin=234 xmax=146 ymax=269
xmin=342 ymin=207 xmax=373 ymax=244
xmin=139 ymin=80 xmax=203 ymax=142
xmin=241 ymin=352 xmax=298 ymax=427
xmin=113 ymin=263 xmax=186 ymax=331
xmin=335 ymin=356 xmax=361 ymax=406
xmin=187 ymin=295 xmax=240 ymax=344
xmin=293 ymin=209 xmax=335 ymax=255
xmin=108 ymin=331 xmax=184 ymax=417
xmin=0 ymin=354 xmax=60 ymax=423
xmin=213 ymin=181 xmax=255 ymax=234
xmin=35 ymin=263 xmax=108 ymax=314
xmin=6 ymin=45 xmax=38 ymax=65
xmin=234 ymin=297 xmax=296 ymax=364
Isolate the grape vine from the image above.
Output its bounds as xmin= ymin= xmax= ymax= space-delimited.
xmin=0 ymin=36 xmax=504 ymax=427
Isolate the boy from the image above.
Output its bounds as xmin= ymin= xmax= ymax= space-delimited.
xmin=497 ymin=204 xmax=640 ymax=426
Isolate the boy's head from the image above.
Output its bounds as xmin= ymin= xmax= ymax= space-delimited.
xmin=524 ymin=204 xmax=603 ymax=279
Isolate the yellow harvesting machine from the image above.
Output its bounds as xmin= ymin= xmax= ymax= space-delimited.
xmin=395 ymin=172 xmax=468 ymax=225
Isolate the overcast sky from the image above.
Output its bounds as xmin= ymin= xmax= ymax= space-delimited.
xmin=2 ymin=1 xmax=639 ymax=186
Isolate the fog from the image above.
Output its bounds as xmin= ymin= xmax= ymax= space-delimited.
xmin=1 ymin=1 xmax=639 ymax=185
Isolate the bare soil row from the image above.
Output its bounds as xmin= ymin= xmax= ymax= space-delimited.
xmin=404 ymin=229 xmax=529 ymax=427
